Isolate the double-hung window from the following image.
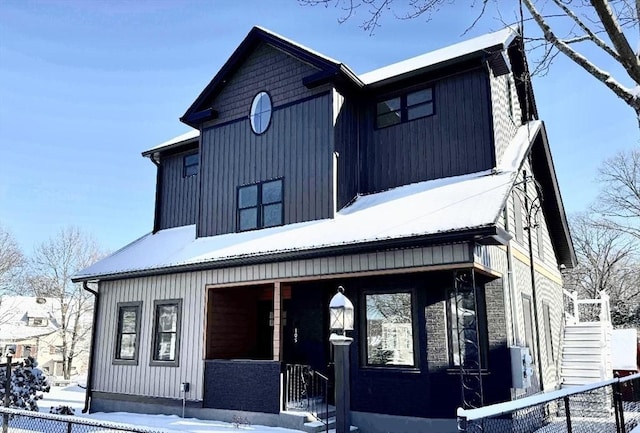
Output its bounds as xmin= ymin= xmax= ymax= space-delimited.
xmin=376 ymin=87 xmax=434 ymax=128
xmin=238 ymin=179 xmax=283 ymax=231
xmin=114 ymin=301 xmax=141 ymax=364
xmin=364 ymin=291 xmax=415 ymax=367
xmin=151 ymin=299 xmax=182 ymax=366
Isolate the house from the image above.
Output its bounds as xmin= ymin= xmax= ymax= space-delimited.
xmin=73 ymin=26 xmax=575 ymax=433
xmin=0 ymin=296 xmax=88 ymax=380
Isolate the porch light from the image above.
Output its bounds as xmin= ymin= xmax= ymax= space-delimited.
xmin=329 ymin=286 xmax=354 ymax=334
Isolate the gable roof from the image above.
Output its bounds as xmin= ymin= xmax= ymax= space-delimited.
xmin=75 ymin=121 xmax=545 ymax=283
xmin=146 ymin=25 xmax=522 ymax=156
xmin=360 ymin=27 xmax=518 ymax=86
xmin=180 ymin=26 xmax=362 ymax=128
xmin=0 ymin=296 xmax=60 ymax=341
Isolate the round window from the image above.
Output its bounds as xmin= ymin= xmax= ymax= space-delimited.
xmin=250 ymin=92 xmax=272 ymax=134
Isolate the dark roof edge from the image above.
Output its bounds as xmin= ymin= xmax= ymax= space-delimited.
xmin=71 ymin=225 xmax=503 ymax=283
xmin=141 ymin=136 xmax=199 ymax=158
xmin=180 ymin=26 xmax=347 ymax=128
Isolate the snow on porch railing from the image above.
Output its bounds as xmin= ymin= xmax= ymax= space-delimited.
xmin=563 ymin=289 xmax=611 ymax=325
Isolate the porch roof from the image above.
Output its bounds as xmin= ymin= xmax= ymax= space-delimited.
xmin=74 ymin=122 xmax=541 ymax=282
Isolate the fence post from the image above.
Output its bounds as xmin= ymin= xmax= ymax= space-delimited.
xmin=457 ymin=414 xmax=467 ymax=432
xmin=613 ymin=375 xmax=625 ymax=433
xmin=563 ymin=396 xmax=572 ymax=433
xmin=2 ymin=355 xmax=12 ymax=433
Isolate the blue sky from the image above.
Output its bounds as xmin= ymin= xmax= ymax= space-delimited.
xmin=0 ymin=0 xmax=637 ymax=254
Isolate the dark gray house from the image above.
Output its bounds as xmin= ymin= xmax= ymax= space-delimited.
xmin=74 ymin=26 xmax=575 ymax=433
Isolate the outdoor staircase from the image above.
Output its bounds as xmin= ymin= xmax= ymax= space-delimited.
xmin=558 ymin=290 xmax=614 ymax=417
xmin=560 ymin=290 xmax=613 ymax=388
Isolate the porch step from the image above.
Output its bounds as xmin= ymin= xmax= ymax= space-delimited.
xmin=302 ymin=416 xmax=359 ymax=433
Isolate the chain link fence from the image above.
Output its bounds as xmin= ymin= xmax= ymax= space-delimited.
xmin=457 ymin=373 xmax=640 ymax=433
xmin=1 ymin=406 xmax=171 ymax=433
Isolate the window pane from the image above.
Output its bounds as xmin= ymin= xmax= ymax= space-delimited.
xmin=251 ymin=92 xmax=272 ymax=134
xmin=449 ymin=291 xmax=478 ymax=367
xmin=121 ymin=309 xmax=137 ymax=333
xmin=407 ymin=88 xmax=432 ymax=106
xmin=377 ymin=97 xmax=401 ymax=114
xmin=156 ymin=333 xmax=176 ymax=361
xmin=158 ymin=305 xmax=177 ymax=332
xmin=262 ymin=180 xmax=282 ymax=204
xmin=263 ymin=203 xmax=282 ymax=227
xmin=407 ymin=102 xmax=434 ymax=120
xmin=119 ymin=334 xmax=136 ymax=359
xmin=185 ymin=164 xmax=198 ymax=177
xmin=376 ymin=112 xmax=401 ymax=128
xmin=239 ymin=185 xmax=258 ymax=208
xmin=366 ymin=293 xmax=414 ymax=366
xmin=239 ymin=208 xmax=258 ymax=231
xmin=184 ymin=154 xmax=198 ymax=166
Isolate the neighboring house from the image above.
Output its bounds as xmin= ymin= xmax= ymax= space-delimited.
xmin=73 ymin=26 xmax=575 ymax=433
xmin=0 ymin=296 xmax=87 ymax=380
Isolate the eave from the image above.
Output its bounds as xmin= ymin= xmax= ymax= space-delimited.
xmin=72 ymin=225 xmax=506 ymax=283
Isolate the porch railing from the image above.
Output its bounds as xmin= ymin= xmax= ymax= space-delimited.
xmin=563 ymin=289 xmax=611 ymax=324
xmin=284 ymin=364 xmax=329 ymax=429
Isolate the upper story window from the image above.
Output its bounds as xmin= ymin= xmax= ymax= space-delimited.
xmin=183 ymin=152 xmax=199 ymax=177
xmin=238 ymin=179 xmax=283 ymax=232
xmin=376 ymin=87 xmax=434 ymax=129
xmin=28 ymin=317 xmax=48 ymax=327
xmin=250 ymin=91 xmax=272 ymax=135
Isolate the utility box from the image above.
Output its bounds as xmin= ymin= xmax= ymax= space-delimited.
xmin=510 ymin=346 xmax=533 ymax=389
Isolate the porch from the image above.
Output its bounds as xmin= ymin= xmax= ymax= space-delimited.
xmin=200 ymin=267 xmax=509 ymax=423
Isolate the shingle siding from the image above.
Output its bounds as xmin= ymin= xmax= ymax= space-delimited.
xmin=490 ymin=71 xmax=522 ymax=166
xmin=202 ymin=43 xmax=327 ymax=126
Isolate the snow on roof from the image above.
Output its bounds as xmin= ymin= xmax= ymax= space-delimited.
xmin=359 ymin=27 xmax=518 ymax=85
xmin=82 ymin=122 xmax=541 ymax=281
xmin=254 ymin=25 xmax=342 ymax=66
xmin=0 ymin=296 xmax=60 ymax=341
xmin=142 ymin=129 xmax=199 ymax=156
xmin=75 ymin=122 xmax=539 ymax=281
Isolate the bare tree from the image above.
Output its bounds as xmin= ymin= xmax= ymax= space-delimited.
xmin=301 ymin=0 xmax=640 ymax=124
xmin=0 ymin=223 xmax=24 ymax=295
xmin=564 ymin=213 xmax=640 ymax=327
xmin=594 ymin=148 xmax=640 ymax=240
xmin=27 ymin=227 xmax=104 ymax=380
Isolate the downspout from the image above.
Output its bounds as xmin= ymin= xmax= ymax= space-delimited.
xmin=151 ymin=154 xmax=162 ymax=234
xmin=82 ymin=281 xmax=99 ymax=414
xmin=524 ymin=170 xmax=544 ymax=389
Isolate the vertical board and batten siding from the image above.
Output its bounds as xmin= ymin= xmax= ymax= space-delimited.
xmin=201 ymin=43 xmax=327 ymax=125
xmin=363 ymin=68 xmax=494 ymax=194
xmin=158 ymin=151 xmax=199 ymax=229
xmin=95 ymin=272 xmax=206 ymax=400
xmin=333 ymin=91 xmax=360 ymax=209
xmin=199 ymin=94 xmax=333 ymax=237
xmin=490 ymin=71 xmax=523 ymax=166
xmin=93 ymin=244 xmax=471 ymax=401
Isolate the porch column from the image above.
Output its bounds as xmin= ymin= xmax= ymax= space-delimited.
xmin=273 ymin=281 xmax=282 ymax=361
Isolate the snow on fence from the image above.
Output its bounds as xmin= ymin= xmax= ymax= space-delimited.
xmin=457 ymin=372 xmax=640 ymax=433
xmin=0 ymin=406 xmax=171 ymax=433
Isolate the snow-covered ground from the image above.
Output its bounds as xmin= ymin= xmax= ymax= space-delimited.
xmin=37 ymin=386 xmax=302 ymax=433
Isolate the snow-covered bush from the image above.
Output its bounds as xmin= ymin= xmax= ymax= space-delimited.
xmin=50 ymin=405 xmax=75 ymax=415
xmin=0 ymin=356 xmax=50 ymax=411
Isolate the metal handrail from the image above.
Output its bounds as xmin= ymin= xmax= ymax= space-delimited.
xmin=284 ymin=363 xmax=330 ymax=433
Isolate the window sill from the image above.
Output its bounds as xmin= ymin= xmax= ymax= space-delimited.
xmin=149 ymin=360 xmax=180 ymax=368
xmin=112 ymin=359 xmax=139 ymax=366
xmin=360 ymin=365 xmax=420 ymax=374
